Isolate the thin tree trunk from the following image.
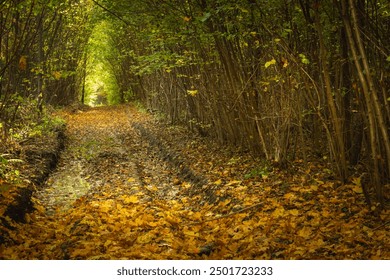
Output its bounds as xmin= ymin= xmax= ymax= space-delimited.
xmin=341 ymin=0 xmax=387 ymax=205
xmin=314 ymin=5 xmax=347 ymax=181
xmin=81 ymin=53 xmax=87 ymax=104
xmin=348 ymin=0 xmax=390 ymax=177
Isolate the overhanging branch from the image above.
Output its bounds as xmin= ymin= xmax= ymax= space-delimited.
xmin=91 ymin=0 xmax=134 ymax=26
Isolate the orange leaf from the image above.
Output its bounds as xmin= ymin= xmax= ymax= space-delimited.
xmin=19 ymin=56 xmax=27 ymax=71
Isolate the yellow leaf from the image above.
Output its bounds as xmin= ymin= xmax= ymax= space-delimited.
xmin=218 ymin=199 xmax=231 ymax=207
xmin=137 ymin=233 xmax=154 ymax=244
xmin=310 ymin=238 xmax=325 ymax=247
xmin=211 ymin=225 xmax=220 ymax=232
xmin=281 ymin=57 xmax=289 ymax=68
xmin=52 ymin=71 xmax=61 ymax=80
xmin=288 ymin=209 xmax=299 ymax=216
xmin=123 ymin=195 xmax=139 ymax=204
xmin=351 ymin=185 xmax=363 ymax=194
xmin=192 ymin=211 xmax=202 ymax=221
xmin=322 ymin=210 xmax=330 ymax=218
xmin=232 ymin=232 xmax=245 ymax=240
xmin=351 ymin=176 xmax=361 ymax=186
xmin=363 ymin=226 xmax=374 ymax=237
xmin=146 ymin=185 xmax=158 ymax=192
xmin=183 ymin=229 xmax=199 ymax=237
xmin=35 ymin=204 xmax=46 ymax=214
xmin=147 ymin=221 xmax=159 ymax=227
xmin=141 ymin=213 xmax=155 ymax=223
xmin=284 ymin=193 xmax=296 ymax=200
xmin=187 ymin=89 xmax=198 ymax=96
xmin=298 ymin=227 xmax=312 ymax=239
xmin=71 ymin=247 xmax=93 ymax=258
xmin=134 ymin=217 xmax=144 ymax=226
xmin=127 ymin=177 xmax=136 ymax=182
xmin=264 ymin=58 xmax=276 ymax=68
xmin=165 ymin=214 xmax=180 ymax=226
xmin=104 ymin=240 xmax=112 ymax=247
xmin=214 ymin=179 xmax=222 ymax=185
xmin=380 ymin=209 xmax=389 ymax=220
xmin=226 ymin=180 xmax=241 ymax=186
xmin=315 ymin=179 xmax=324 ymax=185
xmin=100 ymin=203 xmax=111 ymax=213
xmin=272 ymin=207 xmax=285 ymax=218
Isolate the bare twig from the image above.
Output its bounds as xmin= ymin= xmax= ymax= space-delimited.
xmin=189 ymin=202 xmax=264 ymax=225
xmin=373 ymin=220 xmax=390 ymax=231
xmin=91 ymin=0 xmax=135 ymax=27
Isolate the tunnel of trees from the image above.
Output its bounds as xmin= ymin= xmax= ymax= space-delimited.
xmin=1 ymin=0 xmax=389 ymax=207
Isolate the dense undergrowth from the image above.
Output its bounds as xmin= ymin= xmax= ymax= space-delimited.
xmin=0 ymin=103 xmax=67 ymax=244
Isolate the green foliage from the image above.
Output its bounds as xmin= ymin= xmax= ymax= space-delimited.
xmin=0 ymin=0 xmax=92 ymax=143
xmin=244 ymin=164 xmax=272 ymax=180
xmin=132 ymin=100 xmax=148 ymax=113
xmin=299 ymin=54 xmax=310 ymax=65
xmin=0 ymin=154 xmax=22 ymax=184
xmin=84 ymin=20 xmax=122 ymax=106
xmin=29 ymin=114 xmax=66 ymax=138
xmin=6 ymin=96 xmax=65 ymax=141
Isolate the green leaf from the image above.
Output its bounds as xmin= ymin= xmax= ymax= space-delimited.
xmin=200 ymin=12 xmax=211 ymax=22
xmin=299 ymin=53 xmax=310 ymax=65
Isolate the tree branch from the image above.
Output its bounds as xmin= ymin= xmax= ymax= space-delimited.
xmin=91 ymin=0 xmax=134 ymax=26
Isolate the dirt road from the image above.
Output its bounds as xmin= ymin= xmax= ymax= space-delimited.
xmin=1 ymin=105 xmax=388 ymax=259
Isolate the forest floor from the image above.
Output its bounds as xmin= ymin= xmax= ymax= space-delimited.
xmin=0 ymin=104 xmax=389 ymax=259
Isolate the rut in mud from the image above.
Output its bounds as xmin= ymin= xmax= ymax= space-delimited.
xmin=0 ymin=105 xmax=388 ymax=260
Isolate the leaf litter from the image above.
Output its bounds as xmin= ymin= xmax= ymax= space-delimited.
xmin=0 ymin=104 xmax=388 ymax=259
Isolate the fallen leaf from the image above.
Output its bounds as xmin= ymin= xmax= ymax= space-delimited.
xmin=122 ymin=195 xmax=139 ymax=204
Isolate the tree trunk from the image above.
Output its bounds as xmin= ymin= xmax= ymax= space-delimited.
xmin=314 ymin=4 xmax=348 ymax=181
xmin=341 ymin=0 xmax=389 ymax=205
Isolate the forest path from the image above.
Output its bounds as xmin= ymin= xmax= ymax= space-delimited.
xmin=1 ymin=105 xmax=388 ymax=259
xmin=35 ymin=105 xmax=181 ymax=216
